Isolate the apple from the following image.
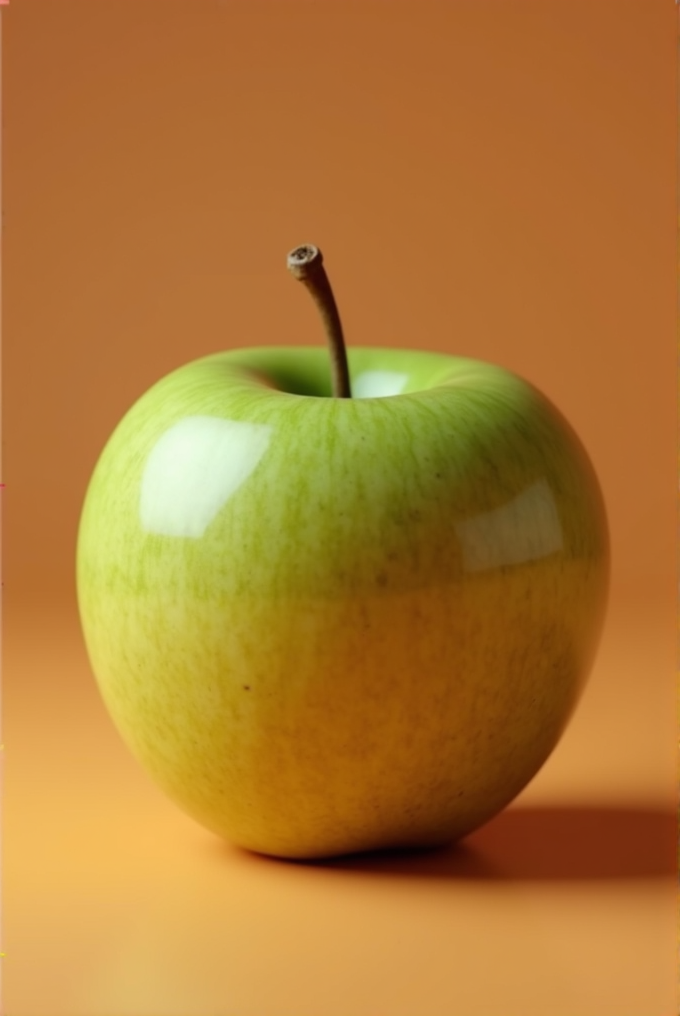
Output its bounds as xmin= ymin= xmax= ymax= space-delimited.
xmin=76 ymin=245 xmax=609 ymax=859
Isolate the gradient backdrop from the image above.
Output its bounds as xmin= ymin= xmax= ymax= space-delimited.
xmin=3 ymin=2 xmax=676 ymax=1014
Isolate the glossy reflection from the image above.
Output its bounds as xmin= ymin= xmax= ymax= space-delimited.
xmin=140 ymin=415 xmax=272 ymax=538
xmin=352 ymin=370 xmax=409 ymax=397
xmin=455 ymin=479 xmax=564 ymax=572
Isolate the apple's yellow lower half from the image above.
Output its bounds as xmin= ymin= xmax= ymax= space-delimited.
xmin=83 ymin=556 xmax=607 ymax=859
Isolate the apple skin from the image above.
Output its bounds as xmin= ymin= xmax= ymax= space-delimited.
xmin=76 ymin=346 xmax=609 ymax=859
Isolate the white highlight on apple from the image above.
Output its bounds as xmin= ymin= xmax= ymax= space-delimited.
xmin=140 ymin=415 xmax=272 ymax=538
xmin=456 ymin=479 xmax=564 ymax=572
xmin=351 ymin=371 xmax=409 ymax=398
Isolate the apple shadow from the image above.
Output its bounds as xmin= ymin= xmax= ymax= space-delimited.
xmin=238 ymin=805 xmax=676 ymax=881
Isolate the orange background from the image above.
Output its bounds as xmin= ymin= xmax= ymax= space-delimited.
xmin=3 ymin=2 xmax=676 ymax=1014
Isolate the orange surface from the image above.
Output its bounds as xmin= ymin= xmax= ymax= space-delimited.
xmin=3 ymin=2 xmax=676 ymax=1014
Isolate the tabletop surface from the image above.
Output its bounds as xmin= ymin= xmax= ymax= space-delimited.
xmin=3 ymin=594 xmax=675 ymax=1016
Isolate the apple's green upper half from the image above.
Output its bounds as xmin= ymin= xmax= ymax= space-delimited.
xmin=78 ymin=347 xmax=607 ymax=602
xmin=76 ymin=347 xmax=610 ymax=857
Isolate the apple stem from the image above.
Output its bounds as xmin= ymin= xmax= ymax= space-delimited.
xmin=287 ymin=245 xmax=352 ymax=399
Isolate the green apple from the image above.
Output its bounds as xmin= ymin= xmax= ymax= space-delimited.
xmin=76 ymin=246 xmax=609 ymax=859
